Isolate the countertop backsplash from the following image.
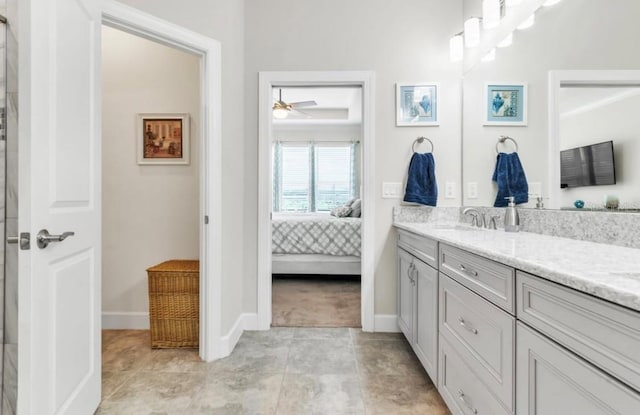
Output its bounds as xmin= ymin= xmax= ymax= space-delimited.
xmin=393 ymin=206 xmax=640 ymax=250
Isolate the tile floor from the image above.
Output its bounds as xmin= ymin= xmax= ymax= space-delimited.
xmin=98 ymin=328 xmax=451 ymax=415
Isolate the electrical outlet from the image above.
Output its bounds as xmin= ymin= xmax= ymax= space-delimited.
xmin=382 ymin=182 xmax=403 ymax=199
xmin=468 ymin=182 xmax=478 ymax=199
xmin=445 ymin=182 xmax=456 ymax=199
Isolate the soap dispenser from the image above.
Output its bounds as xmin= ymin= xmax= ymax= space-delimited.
xmin=504 ymin=196 xmax=520 ymax=232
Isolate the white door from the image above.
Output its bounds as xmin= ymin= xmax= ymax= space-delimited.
xmin=18 ymin=0 xmax=101 ymax=414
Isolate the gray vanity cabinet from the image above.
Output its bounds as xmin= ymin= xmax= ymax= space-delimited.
xmin=397 ymin=230 xmax=439 ymax=383
xmin=516 ymin=322 xmax=640 ymax=415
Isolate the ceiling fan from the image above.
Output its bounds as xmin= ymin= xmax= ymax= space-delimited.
xmin=272 ymin=88 xmax=317 ymax=119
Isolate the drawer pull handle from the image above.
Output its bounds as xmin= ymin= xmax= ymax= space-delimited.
xmin=458 ymin=389 xmax=478 ymax=414
xmin=459 ymin=264 xmax=478 ymax=277
xmin=458 ymin=317 xmax=479 ymax=335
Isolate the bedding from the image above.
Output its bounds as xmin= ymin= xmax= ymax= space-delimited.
xmin=272 ymin=213 xmax=361 ymax=257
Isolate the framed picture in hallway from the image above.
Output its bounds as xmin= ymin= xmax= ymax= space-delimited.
xmin=137 ymin=113 xmax=190 ymax=165
xmin=396 ymin=82 xmax=439 ymax=126
xmin=484 ymin=83 xmax=528 ymax=126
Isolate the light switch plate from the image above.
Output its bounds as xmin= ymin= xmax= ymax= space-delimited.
xmin=468 ymin=182 xmax=478 ymax=199
xmin=445 ymin=182 xmax=456 ymax=199
xmin=382 ymin=182 xmax=403 ymax=199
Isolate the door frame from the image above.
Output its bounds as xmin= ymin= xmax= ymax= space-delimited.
xmin=257 ymin=71 xmax=376 ymax=331
xmin=101 ymin=1 xmax=223 ymax=361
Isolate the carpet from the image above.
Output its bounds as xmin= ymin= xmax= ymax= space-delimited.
xmin=272 ymin=275 xmax=361 ymax=328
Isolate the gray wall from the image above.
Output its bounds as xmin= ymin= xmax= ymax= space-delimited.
xmin=244 ymin=0 xmax=463 ymax=315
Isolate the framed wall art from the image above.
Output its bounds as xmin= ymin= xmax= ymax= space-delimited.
xmin=137 ymin=113 xmax=190 ymax=165
xmin=484 ymin=83 xmax=528 ymax=126
xmin=396 ymin=82 xmax=439 ymax=126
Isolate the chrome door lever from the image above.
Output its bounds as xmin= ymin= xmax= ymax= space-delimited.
xmin=37 ymin=229 xmax=75 ymax=249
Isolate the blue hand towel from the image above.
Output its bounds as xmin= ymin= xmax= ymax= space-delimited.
xmin=404 ymin=152 xmax=438 ymax=206
xmin=492 ymin=152 xmax=529 ymax=207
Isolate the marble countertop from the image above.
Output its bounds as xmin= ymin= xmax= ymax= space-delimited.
xmin=394 ymin=222 xmax=640 ymax=313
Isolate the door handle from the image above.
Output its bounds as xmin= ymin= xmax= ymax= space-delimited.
xmin=37 ymin=229 xmax=75 ymax=249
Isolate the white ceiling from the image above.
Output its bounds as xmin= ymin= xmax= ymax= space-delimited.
xmin=272 ymin=86 xmax=362 ymax=125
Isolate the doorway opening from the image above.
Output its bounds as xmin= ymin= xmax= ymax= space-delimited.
xmin=269 ymin=86 xmax=363 ymax=328
xmin=100 ymin=23 xmax=202 ymax=379
xmin=257 ymin=72 xmax=376 ymax=332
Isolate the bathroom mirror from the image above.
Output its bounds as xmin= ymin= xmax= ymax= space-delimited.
xmin=461 ymin=0 xmax=640 ymax=209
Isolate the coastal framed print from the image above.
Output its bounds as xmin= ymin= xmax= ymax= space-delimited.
xmin=396 ymin=82 xmax=439 ymax=126
xmin=484 ymin=83 xmax=528 ymax=126
xmin=137 ymin=113 xmax=190 ymax=165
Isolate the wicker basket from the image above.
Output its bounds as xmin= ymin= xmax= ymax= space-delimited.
xmin=147 ymin=260 xmax=199 ymax=348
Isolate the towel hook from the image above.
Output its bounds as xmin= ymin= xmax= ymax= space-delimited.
xmin=412 ymin=136 xmax=434 ymax=153
xmin=496 ymin=135 xmax=518 ymax=154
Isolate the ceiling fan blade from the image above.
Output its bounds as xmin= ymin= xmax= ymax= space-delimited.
xmin=291 ymin=108 xmax=312 ymax=117
xmin=290 ymin=100 xmax=317 ymax=108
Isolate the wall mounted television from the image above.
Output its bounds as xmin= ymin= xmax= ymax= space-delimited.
xmin=560 ymin=140 xmax=616 ymax=188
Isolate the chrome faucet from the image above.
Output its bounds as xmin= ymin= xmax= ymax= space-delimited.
xmin=462 ymin=207 xmax=482 ymax=227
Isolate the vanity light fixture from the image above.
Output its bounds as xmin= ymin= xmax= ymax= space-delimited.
xmin=464 ymin=17 xmax=481 ymax=48
xmin=543 ymin=0 xmax=562 ymax=6
xmin=517 ymin=13 xmax=535 ymax=30
xmin=497 ymin=32 xmax=514 ymax=48
xmin=449 ymin=33 xmax=464 ymax=62
xmin=482 ymin=0 xmax=501 ymax=29
xmin=481 ymin=48 xmax=496 ymax=62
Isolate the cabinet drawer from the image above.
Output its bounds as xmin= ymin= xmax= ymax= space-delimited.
xmin=439 ymin=336 xmax=510 ymax=415
xmin=517 ymin=322 xmax=640 ymax=415
xmin=397 ymin=229 xmax=438 ymax=268
xmin=440 ymin=244 xmax=514 ymax=313
xmin=517 ymin=271 xmax=640 ymax=392
xmin=440 ymin=274 xmax=515 ymax=411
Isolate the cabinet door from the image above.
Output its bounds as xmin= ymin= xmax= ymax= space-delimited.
xmin=516 ymin=322 xmax=640 ymax=415
xmin=397 ymin=248 xmax=415 ymax=342
xmin=414 ymin=258 xmax=438 ymax=383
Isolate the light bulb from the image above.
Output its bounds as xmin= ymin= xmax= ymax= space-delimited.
xmin=273 ymin=108 xmax=288 ymax=119
xmin=543 ymin=0 xmax=562 ymax=6
xmin=464 ymin=17 xmax=481 ymax=48
xmin=483 ymin=0 xmax=501 ymax=29
xmin=497 ymin=32 xmax=513 ymax=48
xmin=481 ymin=48 xmax=496 ymax=62
xmin=449 ymin=35 xmax=464 ymax=62
xmin=517 ymin=14 xmax=535 ymax=30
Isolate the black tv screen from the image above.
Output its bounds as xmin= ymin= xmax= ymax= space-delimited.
xmin=560 ymin=140 xmax=616 ymax=188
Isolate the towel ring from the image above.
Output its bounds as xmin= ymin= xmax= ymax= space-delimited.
xmin=496 ymin=136 xmax=518 ymax=154
xmin=412 ymin=136 xmax=434 ymax=153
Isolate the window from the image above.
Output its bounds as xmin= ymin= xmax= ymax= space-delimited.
xmin=273 ymin=142 xmax=359 ymax=212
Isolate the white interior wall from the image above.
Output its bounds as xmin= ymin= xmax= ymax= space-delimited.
xmin=245 ymin=0 xmax=463 ymax=316
xmin=114 ymin=0 xmax=246 ymax=335
xmin=101 ymin=26 xmax=200 ymax=326
xmin=462 ymin=0 xmax=640 ymax=207
xmin=559 ymin=93 xmax=640 ymax=209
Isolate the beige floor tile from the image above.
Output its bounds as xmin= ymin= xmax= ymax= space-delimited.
xmin=208 ymin=341 xmax=289 ymax=375
xmin=354 ymin=340 xmax=426 ymax=377
xmin=361 ymin=374 xmax=451 ymax=415
xmin=349 ymin=328 xmax=405 ymax=345
xmin=293 ymin=327 xmax=351 ymax=340
xmin=276 ymin=373 xmax=365 ymax=415
xmin=189 ymin=371 xmax=283 ymax=414
xmin=101 ymin=371 xmax=135 ymax=400
xmin=140 ymin=349 xmax=208 ymax=373
xmin=104 ymin=371 xmax=205 ymax=412
xmin=286 ymin=338 xmax=357 ymax=375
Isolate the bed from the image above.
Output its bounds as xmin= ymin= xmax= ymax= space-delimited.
xmin=271 ymin=212 xmax=361 ymax=275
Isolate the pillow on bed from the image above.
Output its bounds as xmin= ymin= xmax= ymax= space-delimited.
xmin=349 ymin=199 xmax=362 ymax=217
xmin=330 ymin=205 xmax=352 ymax=217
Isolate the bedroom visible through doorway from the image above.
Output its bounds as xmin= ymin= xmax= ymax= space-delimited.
xmin=270 ymin=86 xmax=363 ymax=328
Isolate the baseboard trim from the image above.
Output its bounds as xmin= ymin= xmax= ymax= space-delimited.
xmin=374 ymin=314 xmax=400 ymax=332
xmin=102 ymin=311 xmax=149 ymax=329
xmin=218 ymin=313 xmax=259 ymax=357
